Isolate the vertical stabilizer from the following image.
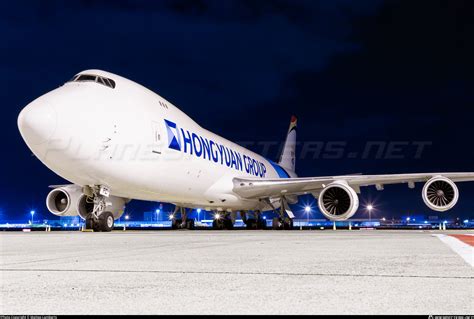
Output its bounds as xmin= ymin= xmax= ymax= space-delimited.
xmin=278 ymin=116 xmax=297 ymax=172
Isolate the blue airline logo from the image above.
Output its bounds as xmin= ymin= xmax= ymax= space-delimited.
xmin=164 ymin=119 xmax=181 ymax=151
xmin=164 ymin=119 xmax=267 ymax=178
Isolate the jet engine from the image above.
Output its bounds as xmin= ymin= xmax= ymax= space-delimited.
xmin=77 ymin=194 xmax=127 ymax=220
xmin=422 ymin=176 xmax=459 ymax=212
xmin=46 ymin=185 xmax=83 ymax=216
xmin=318 ymin=181 xmax=359 ymax=221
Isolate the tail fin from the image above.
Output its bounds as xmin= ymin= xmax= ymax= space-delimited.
xmin=278 ymin=115 xmax=297 ymax=172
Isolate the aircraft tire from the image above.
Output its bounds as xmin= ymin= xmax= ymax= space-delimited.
xmin=245 ymin=219 xmax=255 ymax=229
xmin=283 ymin=218 xmax=293 ymax=230
xmin=224 ymin=219 xmax=233 ymax=230
xmin=99 ymin=212 xmax=114 ymax=232
xmin=272 ymin=217 xmax=281 ymax=230
xmin=186 ymin=219 xmax=195 ymax=230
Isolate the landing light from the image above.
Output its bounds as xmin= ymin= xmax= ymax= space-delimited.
xmin=367 ymin=205 xmax=373 ymax=211
xmin=214 ymin=213 xmax=221 ymax=220
xmin=304 ymin=206 xmax=311 ymax=213
xmin=168 ymin=214 xmax=174 ymax=220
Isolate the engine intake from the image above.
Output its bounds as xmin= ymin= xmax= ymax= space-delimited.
xmin=318 ymin=181 xmax=359 ymax=221
xmin=422 ymin=176 xmax=458 ymax=212
xmin=46 ymin=185 xmax=82 ymax=216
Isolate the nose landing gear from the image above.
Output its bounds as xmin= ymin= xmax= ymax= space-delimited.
xmin=83 ymin=186 xmax=115 ymax=232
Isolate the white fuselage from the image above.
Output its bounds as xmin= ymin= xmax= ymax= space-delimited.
xmin=18 ymin=70 xmax=295 ymax=212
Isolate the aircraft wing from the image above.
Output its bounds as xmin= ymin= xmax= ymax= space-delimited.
xmin=233 ymin=173 xmax=474 ymax=199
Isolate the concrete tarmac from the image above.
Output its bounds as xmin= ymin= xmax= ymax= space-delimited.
xmin=1 ymin=230 xmax=473 ymax=315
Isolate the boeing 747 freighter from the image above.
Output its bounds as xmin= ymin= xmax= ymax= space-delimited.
xmin=17 ymin=70 xmax=474 ymax=231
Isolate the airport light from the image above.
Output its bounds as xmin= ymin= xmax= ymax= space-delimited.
xmin=214 ymin=213 xmax=221 ymax=220
xmin=464 ymin=219 xmax=469 ymax=224
xmin=30 ymin=210 xmax=35 ymax=224
xmin=304 ymin=205 xmax=312 ymax=223
xmin=197 ymin=208 xmax=201 ymax=221
xmin=125 ymin=215 xmax=129 ymax=220
xmin=168 ymin=213 xmax=175 ymax=220
xmin=155 ymin=209 xmax=160 ymax=222
xmin=381 ymin=217 xmax=386 ymax=221
xmin=366 ymin=204 xmax=374 ymax=221
xmin=406 ymin=217 xmax=410 ymax=222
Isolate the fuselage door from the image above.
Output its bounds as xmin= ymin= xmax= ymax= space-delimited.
xmin=151 ymin=120 xmax=162 ymax=155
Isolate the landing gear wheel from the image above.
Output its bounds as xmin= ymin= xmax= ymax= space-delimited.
xmin=186 ymin=219 xmax=195 ymax=230
xmin=212 ymin=219 xmax=225 ymax=230
xmin=257 ymin=218 xmax=266 ymax=229
xmin=99 ymin=212 xmax=114 ymax=232
xmin=283 ymin=218 xmax=293 ymax=230
xmin=172 ymin=219 xmax=183 ymax=229
xmin=245 ymin=219 xmax=255 ymax=229
xmin=223 ymin=219 xmax=234 ymax=230
xmin=272 ymin=217 xmax=282 ymax=230
xmin=171 ymin=219 xmax=179 ymax=229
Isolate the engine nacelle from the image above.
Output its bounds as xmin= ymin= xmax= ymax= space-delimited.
xmin=318 ymin=181 xmax=359 ymax=221
xmin=422 ymin=176 xmax=459 ymax=212
xmin=77 ymin=194 xmax=127 ymax=220
xmin=46 ymin=185 xmax=83 ymax=216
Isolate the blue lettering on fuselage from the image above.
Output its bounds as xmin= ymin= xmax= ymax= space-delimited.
xmin=165 ymin=119 xmax=267 ymax=177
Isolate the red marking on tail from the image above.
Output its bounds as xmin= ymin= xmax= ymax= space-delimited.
xmin=291 ymin=115 xmax=297 ymax=123
xmin=449 ymin=234 xmax=474 ymax=246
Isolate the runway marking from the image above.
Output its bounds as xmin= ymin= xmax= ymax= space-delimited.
xmin=449 ymin=234 xmax=474 ymax=246
xmin=435 ymin=234 xmax=474 ymax=267
xmin=0 ymin=268 xmax=472 ymax=280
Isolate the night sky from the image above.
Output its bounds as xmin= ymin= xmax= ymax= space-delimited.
xmin=1 ymin=0 xmax=473 ymax=222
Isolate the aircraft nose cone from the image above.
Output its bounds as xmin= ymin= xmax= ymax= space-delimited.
xmin=18 ymin=100 xmax=57 ymax=145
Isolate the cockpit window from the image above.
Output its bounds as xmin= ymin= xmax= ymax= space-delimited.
xmin=76 ymin=74 xmax=97 ymax=82
xmin=68 ymin=73 xmax=116 ymax=89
